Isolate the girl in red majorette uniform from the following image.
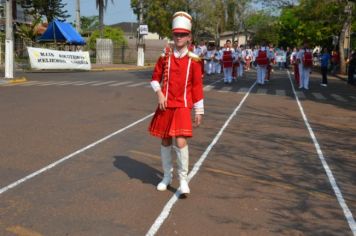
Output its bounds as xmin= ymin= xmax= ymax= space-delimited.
xmin=149 ymin=11 xmax=204 ymax=196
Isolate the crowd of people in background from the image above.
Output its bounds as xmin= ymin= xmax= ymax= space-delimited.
xmin=188 ymin=39 xmax=356 ymax=89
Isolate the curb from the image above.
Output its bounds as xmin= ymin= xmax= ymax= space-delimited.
xmin=9 ymin=77 xmax=27 ymax=83
xmin=0 ymin=76 xmax=27 ymax=85
xmin=90 ymin=66 xmax=154 ymax=72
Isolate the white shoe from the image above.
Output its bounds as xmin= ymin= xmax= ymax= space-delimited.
xmin=157 ymin=177 xmax=172 ymax=191
xmin=179 ymin=179 xmax=190 ymax=194
xmin=321 ymin=83 xmax=327 ymax=87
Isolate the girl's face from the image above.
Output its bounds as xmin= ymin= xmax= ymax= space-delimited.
xmin=173 ymin=32 xmax=191 ymax=49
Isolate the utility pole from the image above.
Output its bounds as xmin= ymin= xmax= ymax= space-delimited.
xmin=5 ymin=0 xmax=14 ymax=79
xmin=76 ymin=0 xmax=81 ymax=33
xmin=137 ymin=0 xmax=144 ymax=66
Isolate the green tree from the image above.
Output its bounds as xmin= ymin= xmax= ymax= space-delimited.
xmin=276 ymin=0 xmax=355 ymax=74
xmin=96 ymin=0 xmax=114 ymax=37
xmin=20 ymin=0 xmax=70 ymax=22
xmin=80 ymin=15 xmax=100 ymax=35
xmin=88 ymin=26 xmax=127 ymax=50
xmin=15 ymin=14 xmax=42 ymax=43
xmin=245 ymin=11 xmax=280 ymax=45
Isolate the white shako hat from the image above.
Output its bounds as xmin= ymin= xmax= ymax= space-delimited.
xmin=172 ymin=11 xmax=192 ymax=33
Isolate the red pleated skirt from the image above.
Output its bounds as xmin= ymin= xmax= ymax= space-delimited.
xmin=149 ymin=107 xmax=193 ymax=138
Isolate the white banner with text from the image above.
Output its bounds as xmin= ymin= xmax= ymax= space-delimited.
xmin=27 ymin=47 xmax=91 ymax=70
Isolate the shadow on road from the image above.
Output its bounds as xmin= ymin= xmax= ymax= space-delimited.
xmin=113 ymin=155 xmax=177 ymax=193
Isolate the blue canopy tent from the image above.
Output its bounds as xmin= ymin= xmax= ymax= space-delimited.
xmin=38 ymin=19 xmax=86 ymax=45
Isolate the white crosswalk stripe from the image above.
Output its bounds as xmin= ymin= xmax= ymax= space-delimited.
xmin=49 ymin=81 xmax=71 ymax=85
xmin=127 ymin=82 xmax=148 ymax=87
xmin=256 ymin=88 xmax=267 ymax=94
xmin=275 ymin=90 xmax=286 ymax=96
xmin=237 ymin=87 xmax=249 ymax=94
xmin=73 ymin=81 xmax=100 ymax=85
xmin=109 ymin=81 xmax=134 ymax=86
xmin=331 ymin=94 xmax=347 ymax=102
xmin=349 ymin=96 xmax=356 ymax=101
xmin=296 ymin=91 xmax=305 ymax=99
xmin=55 ymin=81 xmax=82 ymax=85
xmin=1 ymin=83 xmax=19 ymax=87
xmin=312 ymin=93 xmax=326 ymax=100
xmin=204 ymin=85 xmax=214 ymax=91
xmin=18 ymin=81 xmax=43 ymax=86
xmin=221 ymin=86 xmax=233 ymax=92
xmin=91 ymin=81 xmax=117 ymax=86
xmin=36 ymin=81 xmax=65 ymax=86
xmin=56 ymin=81 xmax=86 ymax=85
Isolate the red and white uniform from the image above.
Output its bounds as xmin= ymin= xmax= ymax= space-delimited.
xmin=149 ymin=47 xmax=204 ymax=138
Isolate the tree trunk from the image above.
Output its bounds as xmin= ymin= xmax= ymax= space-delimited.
xmin=339 ymin=1 xmax=353 ymax=74
xmin=99 ymin=2 xmax=104 ymax=38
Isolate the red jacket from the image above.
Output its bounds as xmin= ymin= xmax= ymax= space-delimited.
xmin=151 ymin=51 xmax=204 ymax=110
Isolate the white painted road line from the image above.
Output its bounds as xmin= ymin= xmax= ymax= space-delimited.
xmin=146 ymin=81 xmax=257 ymax=236
xmin=18 ymin=81 xmax=43 ymax=86
xmin=287 ymin=71 xmax=356 ymax=235
xmin=36 ymin=81 xmax=64 ymax=86
xmin=91 ymin=81 xmax=117 ymax=86
xmin=237 ymin=87 xmax=249 ymax=94
xmin=312 ymin=93 xmax=326 ymax=100
xmin=73 ymin=81 xmax=101 ymax=85
xmin=331 ymin=94 xmax=347 ymax=102
xmin=127 ymin=82 xmax=148 ymax=87
xmin=0 ymin=113 xmax=154 ymax=195
xmin=109 ymin=81 xmax=134 ymax=86
xmin=50 ymin=81 xmax=72 ymax=85
xmin=203 ymin=85 xmax=214 ymax=91
xmin=56 ymin=81 xmax=86 ymax=85
xmin=295 ymin=91 xmax=305 ymax=99
xmin=256 ymin=88 xmax=267 ymax=94
xmin=276 ymin=89 xmax=286 ymax=96
xmin=54 ymin=81 xmax=81 ymax=86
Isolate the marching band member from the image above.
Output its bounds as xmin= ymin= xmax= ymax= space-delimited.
xmin=194 ymin=40 xmax=207 ymax=78
xmin=205 ymin=44 xmax=216 ymax=75
xmin=214 ymin=46 xmax=223 ymax=74
xmin=222 ymin=40 xmax=235 ymax=84
xmin=254 ymin=42 xmax=269 ymax=85
xmin=149 ymin=11 xmax=204 ymax=196
xmin=297 ymin=42 xmax=313 ymax=89
xmin=290 ymin=47 xmax=300 ymax=85
xmin=238 ymin=45 xmax=245 ymax=77
xmin=244 ymin=45 xmax=253 ymax=71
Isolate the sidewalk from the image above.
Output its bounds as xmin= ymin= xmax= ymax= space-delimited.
xmin=0 ymin=63 xmax=154 ymax=84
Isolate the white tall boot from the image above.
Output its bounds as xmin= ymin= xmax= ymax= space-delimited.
xmin=157 ymin=145 xmax=173 ymax=191
xmin=176 ymin=145 xmax=190 ymax=194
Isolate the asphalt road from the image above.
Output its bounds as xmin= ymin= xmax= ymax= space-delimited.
xmin=0 ymin=68 xmax=355 ymax=236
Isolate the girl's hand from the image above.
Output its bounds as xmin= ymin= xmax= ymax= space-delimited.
xmin=194 ymin=114 xmax=202 ymax=127
xmin=157 ymin=91 xmax=167 ymax=110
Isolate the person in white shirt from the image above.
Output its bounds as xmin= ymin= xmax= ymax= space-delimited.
xmin=297 ymin=42 xmax=312 ymax=89
xmin=254 ymin=43 xmax=269 ymax=85
xmin=214 ymin=46 xmax=222 ymax=74
xmin=222 ymin=40 xmax=235 ymax=84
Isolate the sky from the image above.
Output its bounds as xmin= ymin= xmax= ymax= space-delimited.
xmin=63 ymin=0 xmax=137 ymax=25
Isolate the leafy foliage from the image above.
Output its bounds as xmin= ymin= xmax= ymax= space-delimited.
xmin=88 ymin=26 xmax=127 ymax=50
xmin=20 ymin=0 xmax=70 ymax=22
xmin=80 ymin=16 xmax=100 ymax=34
xmin=15 ymin=14 xmax=42 ymax=43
